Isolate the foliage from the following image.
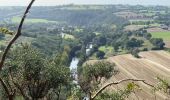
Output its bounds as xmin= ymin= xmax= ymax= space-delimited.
xmin=131 ymin=48 xmax=140 ymax=58
xmin=32 ymin=35 xmax=63 ymax=55
xmin=67 ymin=86 xmax=84 ymax=100
xmin=1 ymin=45 xmax=71 ymax=99
xmin=1 ymin=4 xmax=170 ymax=100
xmin=144 ymin=32 xmax=152 ymax=40
xmin=96 ymin=51 xmax=105 ymax=59
xmin=150 ymin=38 xmax=165 ymax=49
xmin=93 ymin=35 xmax=107 ymax=46
xmin=154 ymin=77 xmax=170 ymax=94
xmin=95 ymin=82 xmax=140 ymax=100
xmin=126 ymin=38 xmax=144 ymax=49
xmin=78 ymin=61 xmax=117 ymax=99
xmin=0 ymin=27 xmax=14 ymax=35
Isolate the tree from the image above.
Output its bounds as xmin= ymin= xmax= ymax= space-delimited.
xmin=78 ymin=61 xmax=117 ymax=100
xmin=0 ymin=1 xmax=35 ymax=99
xmin=126 ymin=38 xmax=144 ymax=49
xmin=1 ymin=45 xmax=71 ymax=100
xmin=54 ymin=45 xmax=71 ymax=66
xmin=96 ymin=51 xmax=105 ymax=59
xmin=150 ymin=38 xmax=165 ymax=50
xmin=131 ymin=48 xmax=140 ymax=58
xmin=93 ymin=35 xmax=107 ymax=46
xmin=113 ymin=42 xmax=120 ymax=52
xmin=144 ymin=32 xmax=152 ymax=40
xmin=77 ymin=61 xmax=155 ymax=100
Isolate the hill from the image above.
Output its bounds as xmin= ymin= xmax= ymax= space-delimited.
xmin=0 ymin=6 xmax=128 ymax=27
xmin=87 ymin=50 xmax=170 ymax=99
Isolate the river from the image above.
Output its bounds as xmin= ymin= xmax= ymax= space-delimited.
xmin=70 ymin=57 xmax=79 ymax=70
xmin=69 ymin=43 xmax=93 ymax=82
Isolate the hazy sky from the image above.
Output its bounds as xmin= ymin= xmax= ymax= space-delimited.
xmin=0 ymin=0 xmax=170 ymax=6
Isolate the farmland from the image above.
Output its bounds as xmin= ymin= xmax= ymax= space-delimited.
xmin=87 ymin=50 xmax=170 ymax=99
xmin=147 ymin=27 xmax=170 ymax=48
xmin=150 ymin=32 xmax=170 ymax=40
xmin=124 ymin=25 xmax=146 ymax=31
xmin=11 ymin=16 xmax=57 ymax=23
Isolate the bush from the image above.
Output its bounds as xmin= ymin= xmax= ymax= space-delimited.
xmin=143 ymin=48 xmax=148 ymax=51
xmin=131 ymin=48 xmax=140 ymax=58
xmin=96 ymin=51 xmax=105 ymax=59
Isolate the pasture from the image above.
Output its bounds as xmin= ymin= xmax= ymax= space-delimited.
xmin=150 ymin=32 xmax=170 ymax=41
xmin=151 ymin=32 xmax=170 ymax=48
xmin=147 ymin=27 xmax=170 ymax=48
xmin=11 ymin=16 xmax=57 ymax=23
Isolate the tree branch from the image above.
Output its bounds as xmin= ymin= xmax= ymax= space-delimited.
xmin=9 ymin=67 xmax=29 ymax=100
xmin=91 ymin=79 xmax=154 ymax=100
xmin=0 ymin=77 xmax=10 ymax=97
xmin=0 ymin=0 xmax=35 ymax=70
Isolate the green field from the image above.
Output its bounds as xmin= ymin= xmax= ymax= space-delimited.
xmin=151 ymin=32 xmax=170 ymax=40
xmin=11 ymin=17 xmax=57 ymax=23
xmin=99 ymin=46 xmax=113 ymax=52
xmin=99 ymin=46 xmax=114 ymax=57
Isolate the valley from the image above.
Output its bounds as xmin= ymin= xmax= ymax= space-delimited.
xmin=0 ymin=4 xmax=170 ymax=100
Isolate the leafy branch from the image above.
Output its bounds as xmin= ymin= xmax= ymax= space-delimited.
xmin=0 ymin=28 xmax=14 ymax=35
xmin=91 ymin=78 xmax=154 ymax=100
xmin=0 ymin=0 xmax=35 ymax=100
xmin=0 ymin=0 xmax=35 ymax=70
xmin=154 ymin=77 xmax=170 ymax=94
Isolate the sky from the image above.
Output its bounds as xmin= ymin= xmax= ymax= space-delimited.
xmin=0 ymin=0 xmax=170 ymax=6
